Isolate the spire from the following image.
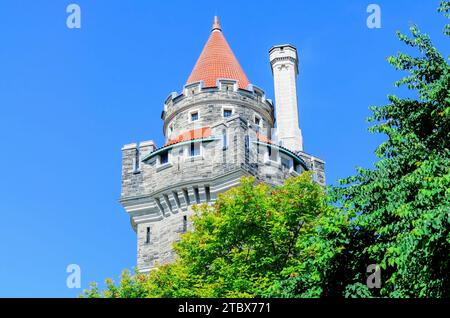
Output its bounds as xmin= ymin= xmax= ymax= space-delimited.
xmin=185 ymin=16 xmax=250 ymax=89
xmin=212 ymin=15 xmax=221 ymax=32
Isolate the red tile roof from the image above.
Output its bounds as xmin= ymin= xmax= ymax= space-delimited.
xmin=165 ymin=127 xmax=212 ymax=146
xmin=256 ymin=132 xmax=273 ymax=144
xmin=186 ymin=16 xmax=250 ymax=90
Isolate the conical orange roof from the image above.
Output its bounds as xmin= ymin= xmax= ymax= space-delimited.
xmin=186 ymin=16 xmax=250 ymax=89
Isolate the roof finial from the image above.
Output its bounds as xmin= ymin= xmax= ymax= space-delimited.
xmin=212 ymin=16 xmax=221 ymax=32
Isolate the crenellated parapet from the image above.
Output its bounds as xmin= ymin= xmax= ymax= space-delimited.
xmin=162 ymin=80 xmax=274 ymax=143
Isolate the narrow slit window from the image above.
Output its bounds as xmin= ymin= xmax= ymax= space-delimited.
xmin=145 ymin=227 xmax=151 ymax=244
xmin=133 ymin=148 xmax=140 ymax=172
xmin=205 ymin=185 xmax=211 ymax=202
xmin=182 ymin=215 xmax=188 ymax=233
xmin=222 ymin=129 xmax=228 ymax=150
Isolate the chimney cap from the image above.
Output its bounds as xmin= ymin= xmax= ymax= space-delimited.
xmin=269 ymin=44 xmax=299 ymax=75
xmin=269 ymin=44 xmax=298 ymax=54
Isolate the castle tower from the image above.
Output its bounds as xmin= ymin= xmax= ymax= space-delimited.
xmin=269 ymin=45 xmax=303 ymax=152
xmin=120 ymin=17 xmax=325 ymax=272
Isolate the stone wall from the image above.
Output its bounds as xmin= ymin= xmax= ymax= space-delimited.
xmin=269 ymin=45 xmax=303 ymax=152
xmin=163 ymin=87 xmax=274 ymax=143
xmin=120 ymin=87 xmax=326 ymax=272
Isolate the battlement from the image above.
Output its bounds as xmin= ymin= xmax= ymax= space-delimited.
xmin=163 ymin=80 xmax=274 ymax=120
xmin=160 ymin=86 xmax=275 ymax=147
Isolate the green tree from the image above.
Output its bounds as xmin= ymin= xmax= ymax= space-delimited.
xmin=84 ymin=2 xmax=450 ymax=299
xmin=83 ymin=172 xmax=334 ymax=298
xmin=328 ymin=1 xmax=450 ymax=297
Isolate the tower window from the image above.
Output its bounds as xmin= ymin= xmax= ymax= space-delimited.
xmin=160 ymin=151 xmax=169 ymax=165
xmin=190 ymin=142 xmax=201 ymax=157
xmin=145 ymin=227 xmax=151 ymax=244
xmin=190 ymin=111 xmax=199 ymax=122
xmin=254 ymin=115 xmax=262 ymax=127
xmin=223 ymin=108 xmax=232 ymax=118
xmin=281 ymin=156 xmax=292 ymax=171
xmin=133 ymin=148 xmax=140 ymax=173
xmin=205 ymin=185 xmax=211 ymax=202
xmin=223 ymin=83 xmax=235 ymax=92
xmin=222 ymin=129 xmax=228 ymax=150
xmin=245 ymin=135 xmax=250 ymax=160
xmin=182 ymin=215 xmax=188 ymax=233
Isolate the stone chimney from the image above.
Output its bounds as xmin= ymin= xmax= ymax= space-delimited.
xmin=269 ymin=44 xmax=303 ymax=152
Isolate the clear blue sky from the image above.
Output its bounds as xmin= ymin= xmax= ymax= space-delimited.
xmin=0 ymin=0 xmax=448 ymax=297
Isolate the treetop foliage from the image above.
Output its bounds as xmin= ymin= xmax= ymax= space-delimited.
xmin=84 ymin=1 xmax=450 ymax=298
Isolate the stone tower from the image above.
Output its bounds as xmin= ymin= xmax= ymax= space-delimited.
xmin=269 ymin=45 xmax=303 ymax=152
xmin=120 ymin=17 xmax=325 ymax=272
